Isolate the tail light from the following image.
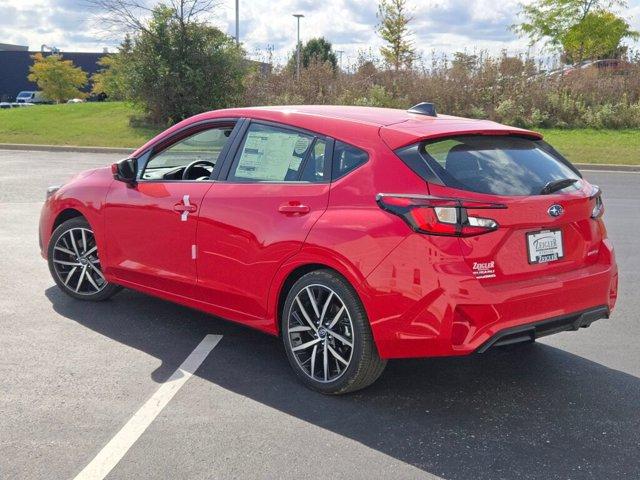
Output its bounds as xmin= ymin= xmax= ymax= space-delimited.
xmin=376 ymin=193 xmax=506 ymax=237
xmin=590 ymin=185 xmax=604 ymax=219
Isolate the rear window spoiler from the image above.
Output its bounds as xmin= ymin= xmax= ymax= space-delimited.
xmin=380 ymin=126 xmax=543 ymax=151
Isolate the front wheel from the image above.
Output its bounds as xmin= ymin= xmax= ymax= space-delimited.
xmin=282 ymin=270 xmax=386 ymax=394
xmin=47 ymin=217 xmax=121 ymax=301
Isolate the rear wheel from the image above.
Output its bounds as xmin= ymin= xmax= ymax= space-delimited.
xmin=282 ymin=270 xmax=386 ymax=394
xmin=48 ymin=217 xmax=121 ymax=301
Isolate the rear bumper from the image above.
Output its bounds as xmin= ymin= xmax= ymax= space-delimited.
xmin=362 ymin=234 xmax=618 ymax=359
xmin=476 ymin=305 xmax=609 ymax=353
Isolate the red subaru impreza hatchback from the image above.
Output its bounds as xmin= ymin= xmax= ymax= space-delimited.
xmin=40 ymin=104 xmax=618 ymax=394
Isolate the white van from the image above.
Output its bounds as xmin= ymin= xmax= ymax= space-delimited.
xmin=15 ymin=91 xmax=49 ymax=104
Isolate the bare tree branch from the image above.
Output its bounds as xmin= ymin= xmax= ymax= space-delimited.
xmin=84 ymin=0 xmax=220 ymax=40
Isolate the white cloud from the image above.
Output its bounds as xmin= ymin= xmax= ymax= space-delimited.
xmin=1 ymin=0 xmax=639 ymax=64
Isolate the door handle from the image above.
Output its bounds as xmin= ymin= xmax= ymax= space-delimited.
xmin=174 ymin=194 xmax=197 ymax=221
xmin=278 ymin=202 xmax=310 ymax=215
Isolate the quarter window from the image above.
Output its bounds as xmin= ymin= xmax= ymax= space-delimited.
xmin=333 ymin=141 xmax=368 ymax=179
xmin=228 ymin=123 xmax=322 ymax=182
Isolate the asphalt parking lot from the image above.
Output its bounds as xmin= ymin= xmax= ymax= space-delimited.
xmin=1 ymin=149 xmax=639 ymax=480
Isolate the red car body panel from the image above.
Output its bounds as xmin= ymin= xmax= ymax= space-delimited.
xmin=194 ymin=181 xmax=331 ymax=328
xmin=40 ymin=106 xmax=619 ymax=359
xmin=103 ymin=180 xmax=214 ymax=298
xmin=40 ymin=167 xmax=113 ymax=265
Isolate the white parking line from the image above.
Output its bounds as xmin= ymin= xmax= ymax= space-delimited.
xmin=74 ymin=334 xmax=223 ymax=480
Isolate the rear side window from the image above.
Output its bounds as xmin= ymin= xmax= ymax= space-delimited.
xmin=228 ymin=123 xmax=325 ymax=182
xmin=397 ymin=135 xmax=581 ymax=196
xmin=333 ymin=141 xmax=368 ymax=179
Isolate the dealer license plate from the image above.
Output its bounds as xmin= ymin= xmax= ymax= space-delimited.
xmin=526 ymin=229 xmax=564 ymax=264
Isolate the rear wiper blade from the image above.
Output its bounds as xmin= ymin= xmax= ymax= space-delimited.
xmin=540 ymin=178 xmax=578 ymax=195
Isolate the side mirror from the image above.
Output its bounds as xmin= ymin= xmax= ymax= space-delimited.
xmin=112 ymin=158 xmax=137 ymax=186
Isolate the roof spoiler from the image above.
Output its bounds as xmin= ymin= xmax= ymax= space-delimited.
xmin=407 ymin=102 xmax=437 ymax=117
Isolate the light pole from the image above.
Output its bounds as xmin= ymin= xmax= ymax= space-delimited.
xmin=293 ymin=14 xmax=304 ymax=80
xmin=235 ymin=0 xmax=239 ymax=45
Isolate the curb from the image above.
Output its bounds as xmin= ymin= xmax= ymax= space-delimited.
xmin=575 ymin=163 xmax=640 ymax=172
xmin=0 ymin=143 xmax=132 ymax=155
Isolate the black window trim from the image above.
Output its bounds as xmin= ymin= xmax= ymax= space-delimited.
xmin=331 ymin=139 xmax=370 ymax=181
xmin=534 ymin=139 xmax=582 ymax=178
xmin=220 ymin=119 xmax=334 ymax=184
xmin=135 ymin=117 xmax=246 ymax=183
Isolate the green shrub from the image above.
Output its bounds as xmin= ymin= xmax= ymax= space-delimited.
xmin=352 ymin=85 xmax=407 ymax=108
xmin=468 ymin=105 xmax=488 ymax=119
xmin=495 ymin=99 xmax=527 ymax=127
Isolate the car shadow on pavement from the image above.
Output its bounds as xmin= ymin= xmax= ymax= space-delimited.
xmin=46 ymin=286 xmax=640 ymax=480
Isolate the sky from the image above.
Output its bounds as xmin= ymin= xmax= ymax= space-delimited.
xmin=1 ymin=0 xmax=640 ymax=66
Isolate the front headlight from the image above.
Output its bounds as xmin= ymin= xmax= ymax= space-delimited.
xmin=46 ymin=185 xmax=61 ymax=200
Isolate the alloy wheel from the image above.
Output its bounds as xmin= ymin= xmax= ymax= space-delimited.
xmin=286 ymin=284 xmax=354 ymax=383
xmin=51 ymin=227 xmax=107 ymax=295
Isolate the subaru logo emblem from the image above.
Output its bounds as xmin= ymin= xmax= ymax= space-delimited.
xmin=548 ymin=204 xmax=564 ymax=217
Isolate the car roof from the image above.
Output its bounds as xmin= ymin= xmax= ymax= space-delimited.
xmin=133 ymin=105 xmax=541 ymax=156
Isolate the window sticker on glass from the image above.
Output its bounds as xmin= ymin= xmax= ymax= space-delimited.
xmin=293 ymin=136 xmax=310 ymax=155
xmin=234 ymin=126 xmax=311 ymax=181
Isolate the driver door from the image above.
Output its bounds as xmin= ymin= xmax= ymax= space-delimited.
xmin=103 ymin=121 xmax=238 ymax=298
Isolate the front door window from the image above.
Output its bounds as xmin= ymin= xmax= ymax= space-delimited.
xmin=142 ymin=126 xmax=233 ymax=181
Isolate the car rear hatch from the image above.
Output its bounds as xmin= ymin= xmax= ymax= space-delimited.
xmin=388 ymin=133 xmax=606 ymax=284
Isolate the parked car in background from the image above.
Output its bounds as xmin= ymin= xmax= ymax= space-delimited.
xmin=563 ymin=59 xmax=633 ymax=76
xmin=39 ymin=104 xmax=618 ymax=394
xmin=66 ymin=98 xmax=86 ymax=104
xmin=15 ymin=91 xmax=49 ymax=104
xmin=541 ymin=59 xmax=633 ymax=80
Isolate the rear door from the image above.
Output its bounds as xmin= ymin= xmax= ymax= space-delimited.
xmin=195 ymin=121 xmax=332 ymax=323
xmin=402 ymin=135 xmax=605 ymax=284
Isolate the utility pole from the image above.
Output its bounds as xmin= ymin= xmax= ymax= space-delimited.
xmin=293 ymin=13 xmax=304 ymax=80
xmin=336 ymin=50 xmax=344 ymax=71
xmin=235 ymin=0 xmax=239 ymax=45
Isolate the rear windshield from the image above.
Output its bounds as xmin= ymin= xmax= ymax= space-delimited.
xmin=397 ymin=135 xmax=582 ymax=196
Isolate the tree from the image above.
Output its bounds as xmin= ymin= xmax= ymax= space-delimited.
xmin=562 ymin=11 xmax=639 ymax=62
xmin=513 ymin=0 xmax=637 ymax=63
xmin=91 ymin=37 xmax=133 ymax=100
xmin=88 ymin=2 xmax=248 ymax=124
xmin=287 ymin=37 xmax=338 ymax=72
xmin=376 ymin=0 xmax=415 ymax=71
xmin=27 ymin=53 xmax=88 ymax=103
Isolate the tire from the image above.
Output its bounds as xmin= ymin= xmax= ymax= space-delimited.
xmin=281 ymin=269 xmax=386 ymax=394
xmin=47 ymin=217 xmax=121 ymax=301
